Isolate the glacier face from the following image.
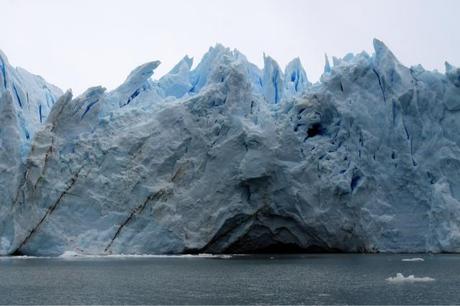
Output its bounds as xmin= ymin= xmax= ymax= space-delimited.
xmin=1 ymin=40 xmax=460 ymax=255
xmin=0 ymin=51 xmax=62 ymax=252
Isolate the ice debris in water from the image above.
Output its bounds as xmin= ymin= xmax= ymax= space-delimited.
xmin=57 ymin=252 xmax=232 ymax=259
xmin=59 ymin=251 xmax=80 ymax=257
xmin=402 ymin=257 xmax=424 ymax=262
xmin=386 ymin=273 xmax=435 ymax=283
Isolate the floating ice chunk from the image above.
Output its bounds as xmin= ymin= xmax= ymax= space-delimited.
xmin=215 ymin=254 xmax=232 ymax=259
xmin=402 ymin=257 xmax=424 ymax=262
xmin=386 ymin=273 xmax=434 ymax=283
xmin=59 ymin=251 xmax=80 ymax=257
xmin=55 ymin=253 xmax=233 ymax=259
xmin=195 ymin=253 xmax=231 ymax=258
xmin=1 ymin=253 xmax=234 ymax=259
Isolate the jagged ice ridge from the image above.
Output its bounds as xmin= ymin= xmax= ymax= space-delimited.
xmin=1 ymin=40 xmax=460 ymax=256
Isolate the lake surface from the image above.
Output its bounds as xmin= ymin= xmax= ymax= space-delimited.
xmin=0 ymin=254 xmax=459 ymax=305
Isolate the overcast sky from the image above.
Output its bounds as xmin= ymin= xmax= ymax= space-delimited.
xmin=1 ymin=0 xmax=459 ymax=94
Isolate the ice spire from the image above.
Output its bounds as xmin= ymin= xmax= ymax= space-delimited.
xmin=159 ymin=56 xmax=194 ymax=98
xmin=324 ymin=54 xmax=331 ymax=74
xmin=262 ymin=54 xmax=284 ymax=104
xmin=284 ymin=57 xmax=310 ymax=96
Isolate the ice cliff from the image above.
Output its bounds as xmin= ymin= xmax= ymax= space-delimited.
xmin=1 ymin=40 xmax=460 ymax=255
xmin=0 ymin=51 xmax=62 ymax=253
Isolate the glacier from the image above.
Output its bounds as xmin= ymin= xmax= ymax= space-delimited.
xmin=1 ymin=40 xmax=460 ymax=256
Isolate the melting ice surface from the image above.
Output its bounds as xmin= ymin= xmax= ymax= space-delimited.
xmin=1 ymin=40 xmax=460 ymax=256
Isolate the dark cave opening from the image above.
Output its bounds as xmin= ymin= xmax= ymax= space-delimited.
xmin=307 ymin=123 xmax=324 ymax=138
xmin=190 ymin=219 xmax=342 ymax=255
xmin=11 ymin=249 xmax=24 ymax=256
xmin=222 ymin=240 xmax=341 ymax=254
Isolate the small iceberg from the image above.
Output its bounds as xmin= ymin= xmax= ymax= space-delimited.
xmin=216 ymin=254 xmax=233 ymax=259
xmin=386 ymin=273 xmax=435 ymax=283
xmin=59 ymin=251 xmax=81 ymax=258
xmin=402 ymin=257 xmax=424 ymax=262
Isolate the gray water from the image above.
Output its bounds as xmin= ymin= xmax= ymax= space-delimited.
xmin=0 ymin=254 xmax=458 ymax=305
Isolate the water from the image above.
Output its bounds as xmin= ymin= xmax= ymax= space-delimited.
xmin=0 ymin=254 xmax=459 ymax=305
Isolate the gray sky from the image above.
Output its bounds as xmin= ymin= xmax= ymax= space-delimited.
xmin=1 ymin=0 xmax=459 ymax=94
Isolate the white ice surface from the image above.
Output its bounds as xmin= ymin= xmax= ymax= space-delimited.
xmin=387 ymin=273 xmax=435 ymax=283
xmin=402 ymin=258 xmax=425 ymax=262
xmin=1 ymin=39 xmax=460 ymax=256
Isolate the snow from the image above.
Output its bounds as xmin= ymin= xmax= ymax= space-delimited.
xmin=386 ymin=273 xmax=435 ymax=283
xmin=1 ymin=39 xmax=460 ymax=255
